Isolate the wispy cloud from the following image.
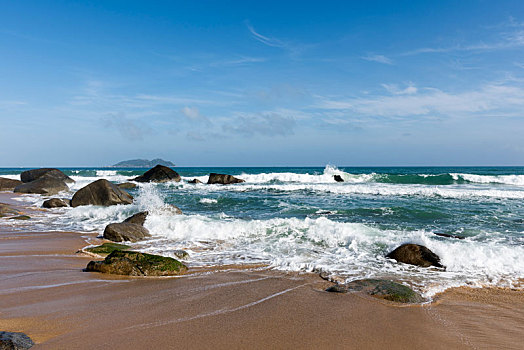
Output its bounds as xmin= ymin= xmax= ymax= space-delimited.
xmin=246 ymin=22 xmax=286 ymax=48
xmin=223 ymin=112 xmax=296 ymax=136
xmin=102 ymin=113 xmax=153 ymax=141
xmin=180 ymin=106 xmax=211 ymax=126
xmin=361 ymin=54 xmax=393 ymax=65
xmin=381 ymin=83 xmax=418 ymax=95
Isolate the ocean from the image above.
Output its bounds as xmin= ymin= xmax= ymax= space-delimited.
xmin=2 ymin=165 xmax=523 ymax=297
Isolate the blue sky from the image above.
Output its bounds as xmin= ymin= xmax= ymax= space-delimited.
xmin=1 ymin=0 xmax=524 ymax=166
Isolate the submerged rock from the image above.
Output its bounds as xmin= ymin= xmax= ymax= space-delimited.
xmin=134 ymin=165 xmax=181 ymax=183
xmin=333 ymin=175 xmax=344 ymax=182
xmin=0 ymin=331 xmax=34 ymax=349
xmin=386 ymin=243 xmax=443 ymax=268
xmin=0 ymin=177 xmax=22 ymax=191
xmin=84 ymin=242 xmax=131 ymax=256
xmin=42 ymin=198 xmax=69 ymax=208
xmin=172 ymin=250 xmax=189 ymax=260
xmin=326 ymin=279 xmax=423 ymax=303
xmin=207 ymin=173 xmax=245 ymax=185
xmin=0 ymin=203 xmax=21 ymax=218
xmin=434 ymin=232 xmax=465 ymax=240
xmin=9 ymin=215 xmax=30 ymax=220
xmin=85 ymin=250 xmax=187 ymax=276
xmin=103 ymin=223 xmax=150 ymax=242
xmin=14 ymin=175 xmax=69 ymax=196
xmin=188 ymin=178 xmax=202 ymax=184
xmin=123 ymin=211 xmax=148 ymax=226
xmin=20 ymin=168 xmax=74 ymax=184
xmin=117 ymin=182 xmax=137 ymax=189
xmin=71 ymin=179 xmax=133 ymax=207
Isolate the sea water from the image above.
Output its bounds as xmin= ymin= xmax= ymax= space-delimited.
xmin=2 ymin=165 xmax=523 ymax=297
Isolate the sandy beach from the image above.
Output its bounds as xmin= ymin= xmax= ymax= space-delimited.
xmin=0 ymin=193 xmax=522 ymax=349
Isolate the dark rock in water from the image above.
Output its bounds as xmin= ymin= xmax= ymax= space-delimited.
xmin=333 ymin=175 xmax=344 ymax=182
xmin=0 ymin=331 xmax=34 ymax=349
xmin=513 ymin=218 xmax=524 ymax=223
xmin=84 ymin=242 xmax=131 ymax=256
xmin=42 ymin=198 xmax=69 ymax=208
xmin=123 ymin=211 xmax=148 ymax=226
xmin=71 ymin=179 xmax=133 ymax=207
xmin=434 ymin=232 xmax=465 ymax=240
xmin=386 ymin=243 xmax=443 ymax=268
xmin=0 ymin=203 xmax=21 ymax=217
xmin=326 ymin=279 xmax=423 ymax=303
xmin=117 ymin=182 xmax=137 ymax=189
xmin=134 ymin=165 xmax=181 ymax=183
xmin=0 ymin=177 xmax=22 ymax=191
xmin=103 ymin=223 xmax=150 ymax=242
xmin=9 ymin=215 xmax=30 ymax=220
xmin=20 ymin=168 xmax=74 ymax=184
xmin=85 ymin=250 xmax=187 ymax=276
xmin=188 ymin=178 xmax=202 ymax=184
xmin=14 ymin=175 xmax=69 ymax=196
xmin=207 ymin=173 xmax=245 ymax=185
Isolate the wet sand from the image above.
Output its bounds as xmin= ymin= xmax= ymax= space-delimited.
xmin=1 ymin=193 xmax=523 ymax=349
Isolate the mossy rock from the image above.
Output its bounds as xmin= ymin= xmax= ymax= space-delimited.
xmin=326 ymin=279 xmax=423 ymax=303
xmin=9 ymin=215 xmax=31 ymax=220
xmin=85 ymin=250 xmax=188 ymax=276
xmin=85 ymin=242 xmax=131 ymax=256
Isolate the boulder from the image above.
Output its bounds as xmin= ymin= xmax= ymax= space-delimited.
xmin=42 ymin=198 xmax=69 ymax=208
xmin=71 ymin=179 xmax=133 ymax=207
xmin=326 ymin=279 xmax=423 ymax=303
xmin=14 ymin=175 xmax=69 ymax=195
xmin=333 ymin=175 xmax=344 ymax=182
xmin=103 ymin=223 xmax=150 ymax=242
xmin=0 ymin=177 xmax=22 ymax=191
xmin=85 ymin=250 xmax=187 ymax=276
xmin=188 ymin=179 xmax=202 ymax=184
xmin=117 ymin=182 xmax=137 ymax=189
xmin=123 ymin=211 xmax=148 ymax=226
xmin=133 ymin=165 xmax=181 ymax=183
xmin=386 ymin=243 xmax=443 ymax=268
xmin=20 ymin=168 xmax=74 ymax=184
xmin=0 ymin=331 xmax=34 ymax=350
xmin=207 ymin=173 xmax=245 ymax=185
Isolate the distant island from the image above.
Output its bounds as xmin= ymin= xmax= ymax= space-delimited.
xmin=111 ymin=158 xmax=175 ymax=168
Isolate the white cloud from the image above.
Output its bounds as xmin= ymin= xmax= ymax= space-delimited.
xmin=246 ymin=23 xmax=286 ymax=48
xmin=361 ymin=54 xmax=393 ymax=65
xmin=381 ymin=83 xmax=418 ymax=95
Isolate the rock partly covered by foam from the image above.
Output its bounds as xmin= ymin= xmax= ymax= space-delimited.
xmin=85 ymin=250 xmax=187 ymax=276
xmin=0 ymin=177 xmax=22 ymax=191
xmin=42 ymin=198 xmax=69 ymax=208
xmin=0 ymin=331 xmax=34 ymax=350
xmin=333 ymin=175 xmax=344 ymax=182
xmin=207 ymin=173 xmax=245 ymax=185
xmin=20 ymin=168 xmax=74 ymax=184
xmin=326 ymin=279 xmax=423 ymax=303
xmin=117 ymin=182 xmax=137 ymax=189
xmin=134 ymin=165 xmax=181 ymax=183
xmin=14 ymin=175 xmax=69 ymax=196
xmin=123 ymin=211 xmax=148 ymax=226
xmin=188 ymin=178 xmax=202 ymax=184
xmin=71 ymin=179 xmax=133 ymax=207
xmin=103 ymin=223 xmax=150 ymax=242
xmin=386 ymin=243 xmax=443 ymax=268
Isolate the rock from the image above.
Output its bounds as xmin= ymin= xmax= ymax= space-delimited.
xmin=165 ymin=204 xmax=182 ymax=215
xmin=0 ymin=331 xmax=34 ymax=349
xmin=20 ymin=168 xmax=74 ymax=184
xmin=123 ymin=211 xmax=148 ymax=226
xmin=9 ymin=215 xmax=30 ymax=220
xmin=386 ymin=243 xmax=443 ymax=268
xmin=188 ymin=179 xmax=202 ymax=184
xmin=434 ymin=232 xmax=465 ymax=240
xmin=133 ymin=165 xmax=181 ymax=183
xmin=326 ymin=279 xmax=423 ymax=303
xmin=85 ymin=250 xmax=187 ymax=276
xmin=42 ymin=198 xmax=69 ymax=208
xmin=84 ymin=242 xmax=131 ymax=256
xmin=14 ymin=175 xmax=69 ymax=196
xmin=172 ymin=250 xmax=189 ymax=260
xmin=103 ymin=223 xmax=150 ymax=242
xmin=117 ymin=182 xmax=137 ymax=189
xmin=333 ymin=175 xmax=344 ymax=182
xmin=0 ymin=177 xmax=22 ymax=191
xmin=207 ymin=173 xmax=245 ymax=185
xmin=0 ymin=203 xmax=21 ymax=217
xmin=71 ymin=179 xmax=133 ymax=207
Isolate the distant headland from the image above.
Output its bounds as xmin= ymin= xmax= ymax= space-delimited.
xmin=111 ymin=158 xmax=175 ymax=168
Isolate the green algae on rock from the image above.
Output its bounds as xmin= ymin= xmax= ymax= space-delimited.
xmin=84 ymin=242 xmax=131 ymax=256
xmin=326 ymin=279 xmax=424 ymax=303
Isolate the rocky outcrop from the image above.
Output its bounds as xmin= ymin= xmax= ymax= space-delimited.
xmin=42 ymin=198 xmax=69 ymax=208
xmin=326 ymin=279 xmax=423 ymax=303
xmin=14 ymin=175 xmax=69 ymax=195
xmin=0 ymin=177 xmax=22 ymax=191
xmin=188 ymin=179 xmax=202 ymax=184
xmin=386 ymin=244 xmax=443 ymax=268
xmin=133 ymin=165 xmax=181 ymax=183
xmin=0 ymin=331 xmax=34 ymax=349
xmin=207 ymin=173 xmax=245 ymax=185
xmin=123 ymin=211 xmax=148 ymax=226
xmin=85 ymin=250 xmax=187 ymax=276
xmin=103 ymin=223 xmax=150 ymax=242
xmin=71 ymin=179 xmax=133 ymax=207
xmin=333 ymin=175 xmax=344 ymax=182
xmin=117 ymin=182 xmax=137 ymax=189
xmin=20 ymin=168 xmax=74 ymax=184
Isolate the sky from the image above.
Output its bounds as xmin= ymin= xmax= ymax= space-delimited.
xmin=1 ymin=0 xmax=524 ymax=167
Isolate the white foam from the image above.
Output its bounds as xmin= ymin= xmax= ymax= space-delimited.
xmin=199 ymin=198 xmax=218 ymax=204
xmin=452 ymin=173 xmax=524 ymax=186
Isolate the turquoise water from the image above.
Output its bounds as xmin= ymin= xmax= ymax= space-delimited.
xmin=2 ymin=166 xmax=523 ymax=296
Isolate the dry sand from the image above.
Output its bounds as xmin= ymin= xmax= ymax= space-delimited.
xmin=1 ymin=193 xmax=523 ymax=349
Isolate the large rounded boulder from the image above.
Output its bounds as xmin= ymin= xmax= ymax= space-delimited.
xmin=14 ymin=175 xmax=69 ymax=195
xmin=0 ymin=177 xmax=22 ymax=191
xmin=207 ymin=173 xmax=245 ymax=185
xmin=386 ymin=243 xmax=443 ymax=268
xmin=20 ymin=168 xmax=74 ymax=183
xmin=133 ymin=165 xmax=181 ymax=183
xmin=71 ymin=179 xmax=133 ymax=207
xmin=43 ymin=198 xmax=69 ymax=208
xmin=103 ymin=223 xmax=150 ymax=242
